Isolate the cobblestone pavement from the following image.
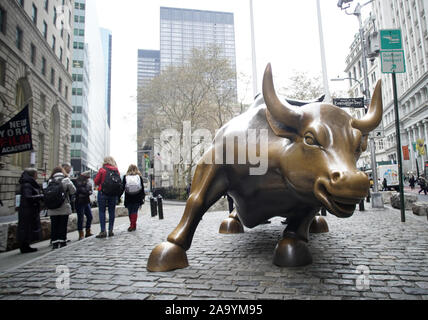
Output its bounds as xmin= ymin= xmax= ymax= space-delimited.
xmin=0 ymin=202 xmax=427 ymax=300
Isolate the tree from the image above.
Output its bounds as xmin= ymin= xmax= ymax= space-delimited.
xmin=138 ymin=45 xmax=238 ymax=188
xmin=279 ymin=71 xmax=324 ymax=100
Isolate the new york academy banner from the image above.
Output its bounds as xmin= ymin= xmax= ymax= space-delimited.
xmin=0 ymin=105 xmax=33 ymax=156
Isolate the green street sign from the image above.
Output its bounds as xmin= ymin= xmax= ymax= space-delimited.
xmin=380 ymin=29 xmax=402 ymax=50
xmin=381 ymin=50 xmax=406 ymax=74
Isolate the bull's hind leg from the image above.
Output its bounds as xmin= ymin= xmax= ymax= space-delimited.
xmin=273 ymin=209 xmax=318 ymax=267
xmin=219 ymin=209 xmax=244 ymax=234
xmin=147 ymin=162 xmax=228 ymax=272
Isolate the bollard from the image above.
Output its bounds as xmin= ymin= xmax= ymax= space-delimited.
xmin=157 ymin=195 xmax=164 ymax=220
xmin=359 ymin=199 xmax=365 ymax=211
xmin=321 ymin=207 xmax=327 ymax=216
xmin=150 ymin=196 xmax=158 ymax=217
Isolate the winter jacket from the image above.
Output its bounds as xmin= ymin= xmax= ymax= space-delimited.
xmin=94 ymin=165 xmax=120 ymax=193
xmin=74 ymin=177 xmax=93 ymax=206
xmin=122 ymin=175 xmax=145 ymax=208
xmin=17 ymin=171 xmax=43 ymax=244
xmin=47 ymin=173 xmax=76 ymax=216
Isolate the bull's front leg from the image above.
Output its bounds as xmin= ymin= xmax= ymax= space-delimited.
xmin=273 ymin=208 xmax=319 ymax=267
xmin=147 ymin=162 xmax=228 ymax=272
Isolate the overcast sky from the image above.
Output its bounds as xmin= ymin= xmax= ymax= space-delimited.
xmin=94 ymin=0 xmax=372 ymax=173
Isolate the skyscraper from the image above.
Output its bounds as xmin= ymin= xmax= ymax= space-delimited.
xmin=137 ymin=49 xmax=160 ymax=175
xmin=71 ymin=0 xmax=110 ymax=175
xmin=160 ymin=7 xmax=237 ymax=79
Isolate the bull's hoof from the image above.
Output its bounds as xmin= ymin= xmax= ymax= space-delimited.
xmin=309 ymin=216 xmax=329 ymax=234
xmin=219 ymin=217 xmax=244 ymax=234
xmin=273 ymin=237 xmax=312 ymax=267
xmin=147 ymin=242 xmax=189 ymax=272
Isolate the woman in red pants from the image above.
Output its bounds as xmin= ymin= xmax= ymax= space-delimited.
xmin=122 ymin=165 xmax=145 ymax=231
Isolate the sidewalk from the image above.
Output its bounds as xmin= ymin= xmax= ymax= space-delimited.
xmin=0 ymin=202 xmax=427 ymax=300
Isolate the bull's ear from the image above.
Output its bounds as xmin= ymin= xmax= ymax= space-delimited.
xmin=361 ymin=134 xmax=369 ymax=152
xmin=266 ymin=110 xmax=299 ymax=139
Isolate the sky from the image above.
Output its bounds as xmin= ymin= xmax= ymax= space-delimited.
xmin=93 ymin=0 xmax=372 ymax=173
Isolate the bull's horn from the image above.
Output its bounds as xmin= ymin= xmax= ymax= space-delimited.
xmin=263 ymin=63 xmax=303 ymax=130
xmin=351 ymin=80 xmax=383 ymax=133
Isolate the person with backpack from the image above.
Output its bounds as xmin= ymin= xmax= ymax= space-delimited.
xmin=94 ymin=156 xmax=123 ymax=238
xmin=17 ymin=168 xmax=44 ymax=253
xmin=74 ymin=171 xmax=94 ymax=240
xmin=122 ymin=164 xmax=145 ymax=232
xmin=46 ymin=166 xmax=76 ymax=249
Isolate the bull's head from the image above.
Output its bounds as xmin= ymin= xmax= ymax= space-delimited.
xmin=263 ymin=64 xmax=383 ymax=218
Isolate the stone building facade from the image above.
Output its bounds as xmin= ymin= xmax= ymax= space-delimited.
xmin=344 ymin=0 xmax=428 ymax=176
xmin=0 ymin=0 xmax=73 ymax=216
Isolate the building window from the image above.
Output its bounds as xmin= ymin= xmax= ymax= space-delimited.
xmin=42 ymin=20 xmax=47 ymax=39
xmin=67 ymin=33 xmax=70 ymax=49
xmin=65 ymin=85 xmax=68 ymax=99
xmin=58 ymin=77 xmax=62 ymax=93
xmin=40 ymin=93 xmax=46 ymax=113
xmin=44 ymin=0 xmax=49 ymax=12
xmin=19 ymin=0 xmax=24 ymax=8
xmin=66 ymin=58 xmax=69 ymax=71
xmin=0 ymin=6 xmax=7 ymax=35
xmin=41 ymin=56 xmax=46 ymax=75
xmin=50 ymin=68 xmax=55 ymax=85
xmin=37 ymin=134 xmax=45 ymax=170
xmin=0 ymin=58 xmax=5 ymax=87
xmin=52 ymin=35 xmax=56 ymax=51
xmin=15 ymin=26 xmax=23 ymax=50
xmin=53 ymin=6 xmax=57 ymax=25
xmin=30 ymin=43 xmax=36 ymax=65
xmin=32 ymin=3 xmax=37 ymax=25
xmin=59 ymin=47 xmax=63 ymax=61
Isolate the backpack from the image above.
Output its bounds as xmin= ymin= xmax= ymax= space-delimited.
xmin=102 ymin=167 xmax=123 ymax=196
xmin=125 ymin=175 xmax=142 ymax=195
xmin=44 ymin=178 xmax=66 ymax=209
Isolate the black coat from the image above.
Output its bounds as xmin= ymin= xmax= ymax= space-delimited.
xmin=122 ymin=175 xmax=145 ymax=208
xmin=74 ymin=177 xmax=92 ymax=206
xmin=17 ymin=172 xmax=43 ymax=244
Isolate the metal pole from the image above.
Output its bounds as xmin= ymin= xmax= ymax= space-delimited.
xmin=316 ymin=0 xmax=332 ymax=103
xmin=392 ymin=72 xmax=405 ymax=222
xmin=249 ymin=0 xmax=258 ymax=98
xmin=355 ymin=4 xmax=383 ymax=208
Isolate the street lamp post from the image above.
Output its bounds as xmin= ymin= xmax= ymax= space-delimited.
xmin=339 ymin=0 xmax=384 ymax=209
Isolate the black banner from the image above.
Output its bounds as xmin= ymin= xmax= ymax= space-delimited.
xmin=0 ymin=105 xmax=33 ymax=156
xmin=333 ymin=97 xmax=365 ymax=108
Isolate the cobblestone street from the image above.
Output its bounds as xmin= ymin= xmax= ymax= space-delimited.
xmin=0 ymin=202 xmax=427 ymax=300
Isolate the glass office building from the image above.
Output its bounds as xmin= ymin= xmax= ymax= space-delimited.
xmin=137 ymin=49 xmax=160 ymax=175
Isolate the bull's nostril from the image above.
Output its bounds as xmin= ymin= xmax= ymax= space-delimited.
xmin=331 ymin=172 xmax=341 ymax=182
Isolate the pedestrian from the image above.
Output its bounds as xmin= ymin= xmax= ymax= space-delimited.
xmin=17 ymin=168 xmax=44 ymax=253
xmin=418 ymin=176 xmax=427 ymax=195
xmin=47 ymin=166 xmax=76 ymax=249
xmin=94 ymin=156 xmax=122 ymax=238
xmin=74 ymin=170 xmax=93 ymax=240
xmin=382 ymin=178 xmax=388 ymax=191
xmin=409 ymin=175 xmax=416 ymax=189
xmin=122 ymin=164 xmax=145 ymax=232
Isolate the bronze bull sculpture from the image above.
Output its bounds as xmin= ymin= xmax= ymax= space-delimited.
xmin=147 ymin=64 xmax=383 ymax=271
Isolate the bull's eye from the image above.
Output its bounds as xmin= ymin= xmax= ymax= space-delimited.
xmin=304 ymin=133 xmax=318 ymax=146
